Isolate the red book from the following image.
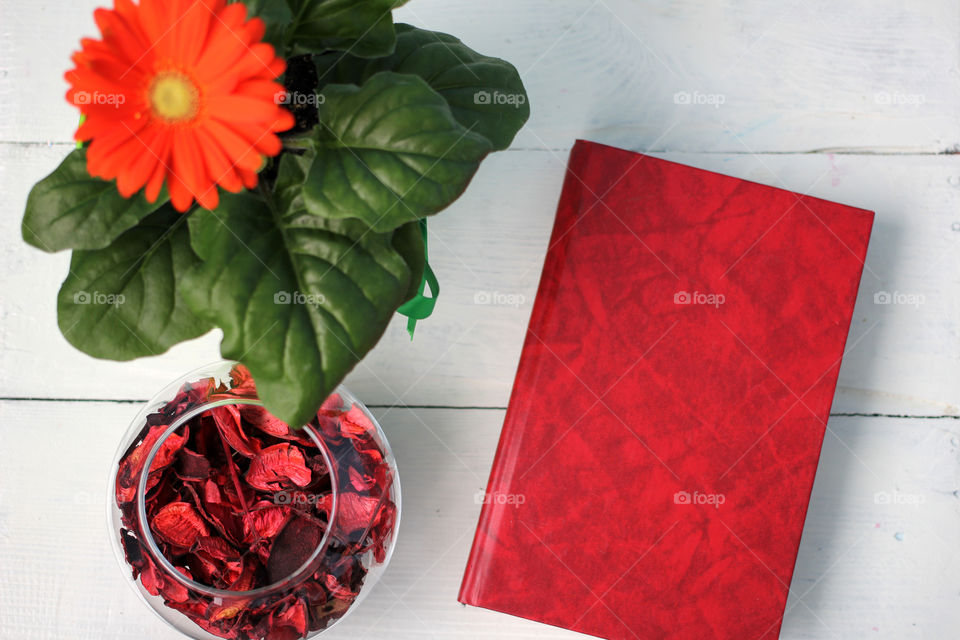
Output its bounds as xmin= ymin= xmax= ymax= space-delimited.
xmin=459 ymin=140 xmax=873 ymax=639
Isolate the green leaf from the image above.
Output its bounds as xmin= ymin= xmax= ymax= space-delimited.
xmin=285 ymin=0 xmax=399 ymax=57
xmin=303 ymin=72 xmax=492 ymax=233
xmin=183 ymin=155 xmax=415 ymax=427
xmin=23 ymin=148 xmax=167 ymax=253
xmin=235 ymin=0 xmax=292 ymax=50
xmin=316 ymin=23 xmax=529 ymax=150
xmin=57 ymin=205 xmax=211 ymax=360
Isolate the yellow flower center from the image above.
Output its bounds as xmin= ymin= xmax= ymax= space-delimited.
xmin=148 ymin=72 xmax=199 ymax=123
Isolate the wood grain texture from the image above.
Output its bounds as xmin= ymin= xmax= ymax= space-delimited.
xmin=2 ymin=0 xmax=960 ymax=152
xmin=3 ymin=0 xmax=960 ymax=638
xmin=3 ymin=143 xmax=959 ymax=415
xmin=1 ymin=403 xmax=957 ymax=638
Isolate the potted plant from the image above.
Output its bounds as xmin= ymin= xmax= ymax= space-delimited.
xmin=22 ymin=0 xmax=529 ymax=429
xmin=20 ymin=0 xmax=528 ymax=637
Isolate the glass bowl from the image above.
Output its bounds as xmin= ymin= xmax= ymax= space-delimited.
xmin=107 ymin=361 xmax=400 ymax=639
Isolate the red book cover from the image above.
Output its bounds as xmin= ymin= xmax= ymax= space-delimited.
xmin=459 ymin=140 xmax=873 ymax=639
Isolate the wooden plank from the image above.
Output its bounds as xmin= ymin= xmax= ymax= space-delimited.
xmin=3 ymin=143 xmax=958 ymax=415
xmin=1 ymin=0 xmax=958 ymax=152
xmin=0 ymin=401 xmax=583 ymax=639
xmin=782 ymin=415 xmax=960 ymax=639
xmin=0 ymin=401 xmax=957 ymax=638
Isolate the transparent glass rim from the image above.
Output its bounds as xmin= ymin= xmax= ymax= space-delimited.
xmin=134 ymin=398 xmax=339 ymax=599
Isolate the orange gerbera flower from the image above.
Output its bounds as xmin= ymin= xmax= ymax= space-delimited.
xmin=65 ymin=0 xmax=295 ymax=212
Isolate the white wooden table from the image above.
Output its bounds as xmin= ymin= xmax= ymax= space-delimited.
xmin=2 ymin=1 xmax=959 ymax=638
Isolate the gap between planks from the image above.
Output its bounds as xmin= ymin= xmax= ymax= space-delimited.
xmin=0 ymin=396 xmax=957 ymax=419
xmin=3 ymin=141 xmax=960 ymax=156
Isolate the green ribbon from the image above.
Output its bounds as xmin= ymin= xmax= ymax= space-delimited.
xmin=396 ymin=219 xmax=439 ymax=339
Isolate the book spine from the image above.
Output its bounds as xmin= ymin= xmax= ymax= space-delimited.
xmin=458 ymin=140 xmax=593 ymax=605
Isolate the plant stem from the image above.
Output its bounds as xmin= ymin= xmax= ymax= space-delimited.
xmin=220 ymin=432 xmax=252 ymax=526
xmin=282 ymin=135 xmax=313 ymax=150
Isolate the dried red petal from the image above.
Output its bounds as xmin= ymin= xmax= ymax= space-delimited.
xmin=115 ymin=426 xmax=186 ymax=503
xmin=203 ymin=501 xmax=245 ymax=546
xmin=339 ymin=406 xmax=373 ymax=440
xmin=246 ymin=444 xmax=312 ymax=491
xmin=262 ymin=626 xmax=301 ymax=640
xmin=219 ymin=469 xmax=256 ymax=511
xmin=318 ymin=393 xmax=344 ymax=416
xmin=325 ymin=573 xmax=358 ymax=600
xmin=160 ymin=566 xmax=193 ymax=603
xmin=212 ymin=405 xmax=259 ymax=457
xmin=275 ymin=598 xmax=308 ymax=635
xmin=315 ymin=414 xmax=343 ymax=445
xmin=197 ymin=536 xmax=240 ymax=563
xmin=177 ymin=447 xmax=212 ymax=481
xmin=313 ymin=596 xmax=352 ymax=624
xmin=152 ymin=429 xmax=189 ymax=470
xmin=228 ymin=363 xmax=257 ymax=397
xmin=163 ymin=378 xmax=215 ymax=418
xmin=305 ymin=453 xmax=329 ymax=480
xmin=335 ymin=492 xmax=383 ymax=536
xmin=166 ymin=600 xmax=207 ymax=620
xmin=246 ymin=503 xmax=291 ymax=540
xmin=152 ymin=502 xmax=210 ymax=548
xmin=204 ymin=478 xmax=222 ymax=504
xmin=140 ymin=555 xmax=163 ymax=597
xmin=240 ymin=404 xmax=291 ymax=438
xmin=242 ymin=404 xmax=319 ymax=449
xmin=356 ymin=446 xmax=384 ymax=466
xmin=266 ymin=517 xmax=326 ymax=585
xmin=371 ymin=502 xmax=397 ymax=563
xmin=189 ymin=611 xmax=244 ymax=639
xmin=227 ymin=558 xmax=258 ymax=592
xmin=348 ymin=466 xmax=374 ymax=492
xmin=184 ymin=551 xmax=220 ymax=584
